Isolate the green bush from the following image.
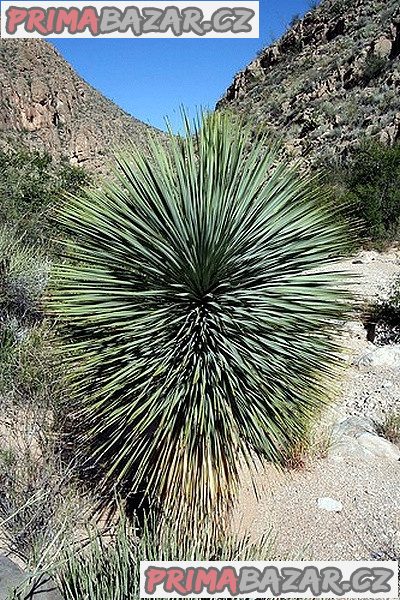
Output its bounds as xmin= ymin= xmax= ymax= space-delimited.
xmin=0 ymin=149 xmax=88 ymax=247
xmin=363 ymin=54 xmax=387 ymax=83
xmin=52 ymin=113 xmax=350 ymax=533
xmin=325 ymin=141 xmax=400 ymax=248
xmin=0 ymin=150 xmax=88 ymax=410
xmin=0 ymin=151 xmax=88 ymax=585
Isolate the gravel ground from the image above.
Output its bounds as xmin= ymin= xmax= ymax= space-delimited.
xmin=340 ymin=249 xmax=400 ymax=301
xmin=234 ymin=457 xmax=399 ymax=560
xmin=340 ymin=249 xmax=400 ymax=421
xmin=234 ymin=250 xmax=400 ymax=560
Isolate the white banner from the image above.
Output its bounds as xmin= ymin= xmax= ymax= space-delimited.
xmin=0 ymin=1 xmax=259 ymax=38
xmin=140 ymin=560 xmax=399 ymax=598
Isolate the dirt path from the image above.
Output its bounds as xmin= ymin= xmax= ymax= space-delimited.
xmin=233 ymin=250 xmax=400 ymax=560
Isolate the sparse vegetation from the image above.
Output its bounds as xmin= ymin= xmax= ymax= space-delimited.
xmin=0 ymin=151 xmax=86 ymax=576
xmin=0 ymin=228 xmax=49 ymax=329
xmin=0 ymin=441 xmax=79 ymax=565
xmin=218 ymin=0 xmax=400 ymax=167
xmin=375 ymin=411 xmax=400 ymax=448
xmin=283 ymin=423 xmax=333 ymax=470
xmin=54 ymin=516 xmax=273 ymax=600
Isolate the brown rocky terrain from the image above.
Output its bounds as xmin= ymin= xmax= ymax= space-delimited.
xmin=217 ymin=0 xmax=400 ymax=164
xmin=0 ymin=39 xmax=160 ymax=172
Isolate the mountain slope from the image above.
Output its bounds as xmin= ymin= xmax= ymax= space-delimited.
xmin=217 ymin=0 xmax=400 ymax=163
xmin=0 ymin=39 xmax=160 ymax=171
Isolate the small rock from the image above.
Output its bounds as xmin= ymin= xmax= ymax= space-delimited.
xmin=352 ymin=251 xmax=379 ymax=265
xmin=317 ymin=497 xmax=343 ymax=512
xmin=358 ymin=345 xmax=400 ymax=369
xmin=382 ymin=381 xmax=394 ymax=388
xmin=344 ymin=321 xmax=366 ymax=339
xmin=357 ymin=433 xmax=400 ymax=461
xmin=373 ymin=36 xmax=392 ymax=58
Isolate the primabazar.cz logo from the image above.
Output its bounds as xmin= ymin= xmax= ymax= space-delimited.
xmin=0 ymin=1 xmax=259 ymax=38
xmin=139 ymin=561 xmax=399 ymax=599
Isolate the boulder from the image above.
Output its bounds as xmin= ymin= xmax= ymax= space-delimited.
xmin=373 ymin=36 xmax=393 ymax=58
xmin=357 ymin=432 xmax=400 ymax=461
xmin=332 ymin=415 xmax=375 ymax=438
xmin=0 ymin=556 xmax=61 ymax=600
xmin=329 ymin=416 xmax=400 ymax=462
xmin=358 ymin=345 xmax=400 ymax=369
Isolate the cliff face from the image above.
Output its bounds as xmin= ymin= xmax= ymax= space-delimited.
xmin=217 ymin=0 xmax=400 ymax=163
xmin=0 ymin=39 xmax=160 ymax=171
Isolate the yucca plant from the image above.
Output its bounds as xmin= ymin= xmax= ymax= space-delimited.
xmin=52 ymin=112 xmax=350 ymax=534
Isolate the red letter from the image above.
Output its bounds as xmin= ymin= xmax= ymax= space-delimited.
xmin=77 ymin=7 xmax=99 ymax=35
xmin=46 ymin=8 xmax=56 ymax=32
xmin=54 ymin=8 xmax=79 ymax=34
xmin=185 ymin=568 xmax=195 ymax=591
xmin=26 ymin=8 xmax=47 ymax=34
xmin=145 ymin=567 xmax=167 ymax=595
xmin=164 ymin=568 xmax=187 ymax=594
xmin=194 ymin=568 xmax=218 ymax=594
xmin=216 ymin=567 xmax=238 ymax=596
xmin=6 ymin=7 xmax=28 ymax=34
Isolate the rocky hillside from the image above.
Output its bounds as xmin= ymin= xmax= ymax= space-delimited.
xmin=0 ymin=39 xmax=159 ymax=171
xmin=217 ymin=0 xmax=400 ymax=164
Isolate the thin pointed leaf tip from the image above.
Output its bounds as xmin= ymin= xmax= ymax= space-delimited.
xmin=52 ymin=112 xmax=351 ymax=532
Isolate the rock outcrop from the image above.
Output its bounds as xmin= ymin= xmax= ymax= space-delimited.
xmin=0 ymin=39 xmax=161 ymax=172
xmin=0 ymin=555 xmax=62 ymax=599
xmin=217 ymin=0 xmax=400 ymax=164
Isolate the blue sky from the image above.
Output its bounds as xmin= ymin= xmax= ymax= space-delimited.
xmin=50 ymin=0 xmax=315 ymax=131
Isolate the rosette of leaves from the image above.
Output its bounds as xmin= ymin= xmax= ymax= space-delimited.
xmin=53 ymin=112 xmax=350 ymax=534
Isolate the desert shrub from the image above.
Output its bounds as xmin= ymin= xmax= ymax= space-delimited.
xmin=0 ymin=321 xmax=65 ymax=416
xmin=362 ymin=54 xmax=387 ymax=83
xmin=0 ymin=227 xmax=49 ymax=328
xmin=375 ymin=410 xmax=400 ymax=448
xmin=0 ymin=322 xmax=75 ymax=565
xmin=52 ymin=113 xmax=350 ymax=535
xmin=0 ymin=228 xmax=64 ymax=417
xmin=56 ymin=516 xmax=273 ymax=600
xmin=0 ymin=153 xmax=88 ymax=586
xmin=0 ymin=149 xmax=88 ymax=247
xmin=283 ymin=423 xmax=333 ymax=470
xmin=0 ymin=443 xmax=78 ymax=565
xmin=324 ymin=141 xmax=400 ymax=248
